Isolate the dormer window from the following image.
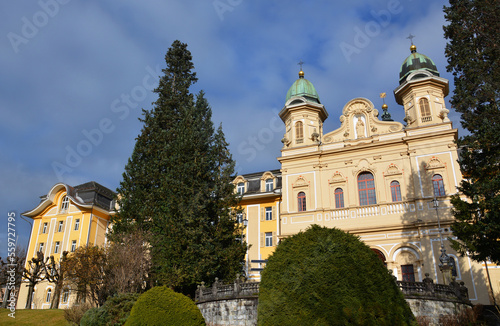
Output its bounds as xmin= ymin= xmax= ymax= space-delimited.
xmin=237 ymin=183 xmax=245 ymax=195
xmin=265 ymin=179 xmax=274 ymax=192
xmin=60 ymin=196 xmax=69 ymax=213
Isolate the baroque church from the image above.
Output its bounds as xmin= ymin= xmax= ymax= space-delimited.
xmin=16 ymin=43 xmax=499 ymax=308
xmin=234 ymin=44 xmax=498 ymax=306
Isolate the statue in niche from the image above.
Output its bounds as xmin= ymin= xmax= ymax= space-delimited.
xmin=356 ymin=119 xmax=365 ymax=138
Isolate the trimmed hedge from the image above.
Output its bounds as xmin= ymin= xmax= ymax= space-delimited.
xmin=258 ymin=225 xmax=416 ymax=326
xmin=125 ymin=286 xmax=205 ymax=326
xmin=80 ymin=292 xmax=139 ymax=326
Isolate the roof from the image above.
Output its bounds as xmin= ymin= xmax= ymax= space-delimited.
xmin=285 ymin=72 xmax=320 ymax=104
xmin=24 ymin=181 xmax=116 ymax=217
xmin=399 ymin=46 xmax=439 ymax=84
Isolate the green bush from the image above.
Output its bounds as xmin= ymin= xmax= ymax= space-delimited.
xmin=125 ymin=286 xmax=206 ymax=326
xmin=80 ymin=307 xmax=109 ymax=326
xmin=80 ymin=292 xmax=139 ymax=326
xmin=258 ymin=225 xmax=416 ymax=326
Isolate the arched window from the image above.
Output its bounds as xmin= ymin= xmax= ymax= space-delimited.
xmin=60 ymin=196 xmax=69 ymax=213
xmin=295 ymin=121 xmax=304 ymax=143
xmin=334 ymin=188 xmax=344 ymax=208
xmin=297 ymin=192 xmax=306 ymax=212
xmin=432 ymin=174 xmax=445 ymax=197
xmin=46 ymin=288 xmax=52 ymax=303
xmin=390 ymin=181 xmax=402 ymax=202
xmin=358 ymin=172 xmax=376 ymax=206
xmin=419 ymin=98 xmax=431 ymax=117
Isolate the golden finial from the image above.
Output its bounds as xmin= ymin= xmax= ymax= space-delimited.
xmin=298 ymin=60 xmax=305 ymax=78
xmin=380 ymin=92 xmax=392 ymax=121
xmin=407 ymin=34 xmax=417 ymax=53
xmin=380 ymin=92 xmax=388 ymax=109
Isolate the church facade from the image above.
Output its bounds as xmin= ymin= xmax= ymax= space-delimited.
xmin=235 ymin=45 xmax=499 ymax=305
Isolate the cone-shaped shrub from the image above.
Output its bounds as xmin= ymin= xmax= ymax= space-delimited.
xmin=125 ymin=286 xmax=205 ymax=326
xmin=258 ymin=225 xmax=416 ymax=326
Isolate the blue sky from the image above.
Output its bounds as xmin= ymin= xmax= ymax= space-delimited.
xmin=1 ymin=0 xmax=460 ymax=258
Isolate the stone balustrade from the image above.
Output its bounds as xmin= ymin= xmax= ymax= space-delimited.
xmin=196 ymin=276 xmax=259 ymax=303
xmin=397 ymin=273 xmax=470 ymax=304
xmin=196 ymin=274 xmax=471 ymax=326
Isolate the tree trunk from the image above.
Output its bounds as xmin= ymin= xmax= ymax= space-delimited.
xmin=25 ymin=284 xmax=34 ymax=309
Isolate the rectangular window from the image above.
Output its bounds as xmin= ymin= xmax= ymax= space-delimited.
xmin=58 ymin=221 xmax=64 ymax=232
xmin=54 ymin=241 xmax=60 ymax=254
xmin=265 ymin=179 xmax=273 ymax=192
xmin=237 ymin=183 xmax=245 ymax=195
xmin=39 ymin=242 xmax=44 ymax=253
xmin=401 ymin=264 xmax=415 ymax=282
xmin=74 ymin=219 xmax=80 ymax=231
xmin=71 ymin=240 xmax=77 ymax=252
xmin=265 ymin=207 xmax=273 ymax=221
xmin=265 ymin=232 xmax=273 ymax=247
xmin=62 ymin=290 xmax=69 ymax=303
xmin=42 ymin=222 xmax=48 ymax=234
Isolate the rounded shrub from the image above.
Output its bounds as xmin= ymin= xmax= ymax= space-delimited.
xmin=125 ymin=286 xmax=206 ymax=326
xmin=258 ymin=225 xmax=416 ymax=326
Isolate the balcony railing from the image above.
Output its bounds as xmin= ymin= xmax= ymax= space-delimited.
xmin=326 ymin=200 xmax=450 ymax=220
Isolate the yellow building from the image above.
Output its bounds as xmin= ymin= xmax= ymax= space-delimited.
xmin=17 ymin=181 xmax=115 ymax=309
xmin=235 ymin=44 xmax=498 ymax=305
xmin=233 ymin=170 xmax=281 ymax=281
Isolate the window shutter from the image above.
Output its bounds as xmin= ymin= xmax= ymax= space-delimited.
xmin=260 ymin=233 xmax=264 ymax=247
xmin=272 ymin=206 xmax=276 ymax=220
xmin=272 ymin=232 xmax=277 ymax=246
xmin=261 ymin=208 xmax=265 ymax=221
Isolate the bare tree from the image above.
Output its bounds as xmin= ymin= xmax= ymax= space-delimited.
xmin=23 ymin=251 xmax=44 ymax=309
xmin=43 ymin=251 xmax=68 ymax=309
xmin=105 ymin=229 xmax=151 ymax=294
xmin=65 ymin=246 xmax=106 ymax=306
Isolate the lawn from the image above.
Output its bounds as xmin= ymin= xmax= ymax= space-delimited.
xmin=0 ymin=308 xmax=68 ymax=326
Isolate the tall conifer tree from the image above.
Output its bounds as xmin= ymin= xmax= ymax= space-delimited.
xmin=113 ymin=40 xmax=246 ymax=296
xmin=443 ymin=0 xmax=500 ymax=263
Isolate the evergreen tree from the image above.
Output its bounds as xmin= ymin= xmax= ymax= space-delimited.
xmin=444 ymin=0 xmax=500 ymax=263
xmin=112 ymin=40 xmax=246 ymax=296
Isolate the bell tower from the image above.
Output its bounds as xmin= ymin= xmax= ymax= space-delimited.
xmin=394 ymin=44 xmax=450 ymax=128
xmin=279 ymin=68 xmax=328 ymax=148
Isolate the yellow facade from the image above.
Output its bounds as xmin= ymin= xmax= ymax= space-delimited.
xmin=234 ymin=46 xmax=499 ymax=305
xmin=17 ymin=182 xmax=115 ymax=309
xmin=234 ymin=170 xmax=281 ymax=281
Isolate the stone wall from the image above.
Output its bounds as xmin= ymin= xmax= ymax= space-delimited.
xmin=197 ymin=297 xmax=258 ymax=326
xmin=407 ymin=298 xmax=470 ymax=325
xmin=196 ymin=276 xmax=472 ymax=325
